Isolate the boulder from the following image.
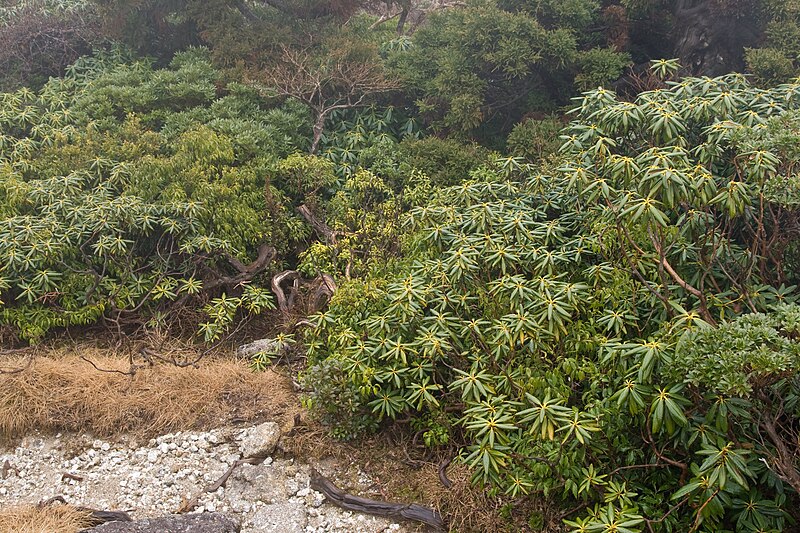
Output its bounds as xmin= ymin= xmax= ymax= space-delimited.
xmin=228 ymin=462 xmax=289 ymax=506
xmin=236 ymin=339 xmax=279 ymax=359
xmin=237 ymin=421 xmax=281 ymax=459
xmin=84 ymin=513 xmax=240 ymax=533
xmin=241 ymin=501 xmax=307 ymax=533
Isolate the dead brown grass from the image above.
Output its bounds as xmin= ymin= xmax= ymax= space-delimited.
xmin=0 ymin=504 xmax=93 ymax=533
xmin=0 ymin=347 xmax=299 ymax=440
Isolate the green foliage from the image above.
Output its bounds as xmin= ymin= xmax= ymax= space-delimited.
xmin=200 ymin=287 xmax=276 ymax=344
xmin=9 ymin=1 xmax=800 ymax=529
xmin=391 ymin=0 xmax=631 ymax=138
xmin=0 ymin=0 xmax=99 ymax=90
xmin=745 ymin=47 xmax=796 ymax=86
xmin=250 ymin=332 xmax=294 ymax=371
xmin=299 ymin=170 xmax=402 ymax=279
xmin=669 ymin=304 xmax=800 ymax=396
xmin=272 ymin=154 xmax=339 ymax=205
xmin=500 ymin=0 xmax=600 ymax=31
xmin=319 ymin=106 xmax=487 ymax=193
xmin=301 ymin=356 xmax=379 ymax=440
xmin=506 ymin=117 xmax=564 ymax=164
xmin=747 ymin=1 xmax=800 ymax=84
xmin=305 ymin=70 xmax=800 ymax=531
xmin=396 ymin=137 xmax=492 ymax=188
xmin=0 ymin=49 xmax=312 ymax=341
xmin=574 ymin=48 xmax=631 ymax=91
xmin=319 ymin=105 xmax=421 ymax=181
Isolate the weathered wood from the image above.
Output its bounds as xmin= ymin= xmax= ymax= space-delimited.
xmin=81 ymin=513 xmax=239 ymax=532
xmin=271 ymin=270 xmax=300 ymax=313
xmin=297 ymin=204 xmax=339 ymax=244
xmin=309 ymin=469 xmax=444 ymax=530
xmin=437 ymin=458 xmax=452 ymax=489
xmin=311 ymin=273 xmax=337 ymax=312
xmin=272 ymin=270 xmax=337 ymax=314
xmin=204 ymin=243 xmax=276 ymax=292
xmin=84 ymin=510 xmax=134 ymax=525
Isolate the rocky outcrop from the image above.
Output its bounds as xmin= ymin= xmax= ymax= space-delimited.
xmin=237 ymin=422 xmax=281 ymax=459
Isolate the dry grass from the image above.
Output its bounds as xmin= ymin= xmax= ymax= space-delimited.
xmin=0 ymin=504 xmax=93 ymax=533
xmin=0 ymin=347 xmax=299 ymax=440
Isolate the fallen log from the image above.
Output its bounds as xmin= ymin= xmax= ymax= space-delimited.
xmin=309 ymin=469 xmax=444 ymax=530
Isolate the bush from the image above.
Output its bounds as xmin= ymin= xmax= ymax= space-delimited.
xmin=0 ymin=49 xmax=312 ymax=341
xmin=573 ymin=47 xmax=631 ymax=91
xmin=0 ymin=0 xmax=100 ymax=90
xmin=305 ymin=69 xmax=800 ymax=531
xmin=745 ymin=47 xmax=796 ymax=85
xmin=301 ymin=355 xmax=379 ymax=440
xmin=396 ymin=137 xmax=492 ymax=187
xmin=505 ymin=117 xmax=564 ymax=163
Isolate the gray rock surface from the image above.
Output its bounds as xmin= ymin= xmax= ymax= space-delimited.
xmin=236 ymin=339 xmax=279 ymax=359
xmin=85 ymin=513 xmax=239 ymax=533
xmin=227 ymin=462 xmax=289 ymax=505
xmin=0 ymin=428 xmax=406 ymax=533
xmin=237 ymin=422 xmax=281 ymax=459
xmin=244 ymin=501 xmax=308 ymax=533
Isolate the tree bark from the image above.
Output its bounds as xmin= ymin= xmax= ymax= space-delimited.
xmin=233 ymin=0 xmax=261 ymax=22
xmin=297 ymin=204 xmax=337 ymax=244
xmin=271 ymin=270 xmax=301 ymax=313
xmin=672 ymin=0 xmax=760 ymax=76
xmin=202 ymin=244 xmax=276 ymax=292
xmin=310 ymin=111 xmax=327 ymax=155
xmin=759 ymin=409 xmax=800 ymax=494
xmin=311 ymin=273 xmax=337 ymax=312
xmin=396 ymin=2 xmax=409 ymax=34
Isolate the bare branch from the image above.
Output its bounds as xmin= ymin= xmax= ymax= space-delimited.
xmin=297 ymin=204 xmax=338 ymax=244
xmin=252 ymin=42 xmax=399 ymax=153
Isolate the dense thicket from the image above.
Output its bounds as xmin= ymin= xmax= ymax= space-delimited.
xmin=8 ymin=1 xmax=800 ymax=138
xmin=307 ymin=70 xmax=800 ymax=530
xmin=3 ymin=1 xmax=800 ymax=532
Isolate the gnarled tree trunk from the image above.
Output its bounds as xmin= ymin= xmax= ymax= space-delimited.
xmin=672 ymin=0 xmax=760 ymax=76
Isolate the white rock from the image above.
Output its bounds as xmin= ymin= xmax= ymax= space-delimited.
xmin=236 ymin=338 xmax=280 ymax=359
xmin=238 ymin=422 xmax=281 ymax=459
xmin=0 ymin=426 xmax=409 ymax=533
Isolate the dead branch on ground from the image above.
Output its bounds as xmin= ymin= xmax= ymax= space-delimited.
xmin=310 ymin=468 xmax=444 ymax=530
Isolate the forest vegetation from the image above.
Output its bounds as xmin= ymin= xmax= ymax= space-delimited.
xmin=3 ymin=0 xmax=800 ymax=531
